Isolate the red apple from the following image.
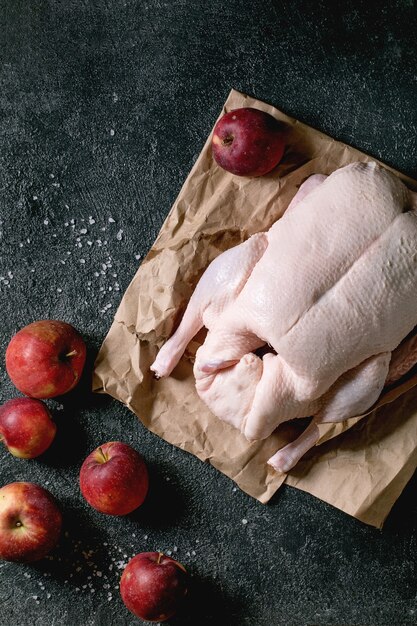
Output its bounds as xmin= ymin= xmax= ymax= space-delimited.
xmin=0 ymin=482 xmax=62 ymax=562
xmin=5 ymin=319 xmax=87 ymax=399
xmin=211 ymin=107 xmax=285 ymax=177
xmin=0 ymin=398 xmax=56 ymax=458
xmin=79 ymin=441 xmax=149 ymax=515
xmin=120 ymin=552 xmax=188 ymax=622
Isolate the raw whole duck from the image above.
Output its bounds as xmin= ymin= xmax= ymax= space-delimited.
xmin=151 ymin=162 xmax=417 ymax=472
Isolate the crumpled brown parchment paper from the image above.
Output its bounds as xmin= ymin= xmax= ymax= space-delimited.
xmin=93 ymin=89 xmax=417 ymax=528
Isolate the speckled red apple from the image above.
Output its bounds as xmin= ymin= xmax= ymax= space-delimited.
xmin=212 ymin=107 xmax=285 ymax=177
xmin=0 ymin=398 xmax=56 ymax=458
xmin=120 ymin=552 xmax=188 ymax=622
xmin=79 ymin=441 xmax=149 ymax=515
xmin=0 ymin=482 xmax=62 ymax=562
xmin=5 ymin=320 xmax=87 ymax=399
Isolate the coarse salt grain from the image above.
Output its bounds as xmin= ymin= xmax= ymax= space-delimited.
xmin=88 ymin=217 xmax=95 ymax=224
xmin=242 ymin=519 xmax=248 ymax=525
xmin=135 ymin=254 xmax=141 ymax=260
xmin=80 ymin=228 xmax=87 ymax=234
xmin=110 ymin=129 xmax=115 ymax=136
xmin=116 ymin=230 xmax=123 ymax=240
xmin=80 ymin=259 xmax=85 ymax=264
xmin=108 ymin=217 xmax=115 ymax=223
xmin=44 ymin=219 xmax=49 ymax=225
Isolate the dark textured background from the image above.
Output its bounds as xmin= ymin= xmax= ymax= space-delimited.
xmin=1 ymin=1 xmax=417 ymax=625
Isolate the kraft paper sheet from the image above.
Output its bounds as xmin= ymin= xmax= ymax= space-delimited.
xmin=93 ymin=89 xmax=417 ymax=528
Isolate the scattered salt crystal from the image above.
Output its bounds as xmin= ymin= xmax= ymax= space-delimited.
xmin=144 ymin=535 xmax=148 ymax=540
xmin=50 ymin=173 xmax=55 ymax=178
xmin=89 ymin=217 xmax=95 ymax=224
xmin=77 ymin=242 xmax=82 ymax=248
xmin=110 ymin=129 xmax=115 ymax=136
xmin=76 ymin=237 xmax=81 ymax=242
xmin=242 ymin=519 xmax=248 ymax=525
xmin=90 ymin=589 xmax=95 ymax=593
xmin=96 ymin=571 xmax=102 ymax=577
xmin=173 ymin=546 xmax=178 ymax=552
xmin=87 ymin=241 xmax=93 ymax=246
xmin=66 ymin=251 xmax=71 ymax=255
xmin=94 ymin=272 xmax=99 ymax=277
xmin=112 ymin=92 xmax=118 ymax=102
xmin=80 ymin=259 xmax=85 ymax=264
xmin=101 ymin=227 xmax=106 ymax=231
xmin=135 ymin=254 xmax=141 ymax=260
xmin=80 ymin=228 xmax=87 ymax=234
xmin=70 ymin=219 xmax=75 ymax=224
xmin=116 ymin=229 xmax=123 ymax=241
xmin=57 ymin=288 xmax=62 ymax=293
xmin=108 ymin=286 xmax=112 ymax=291
xmin=27 ymin=238 xmax=30 ymax=243
xmin=75 ymin=587 xmax=80 ymax=592
xmin=19 ymin=243 xmax=23 ymax=247
xmin=33 ymin=195 xmax=38 ymax=200
xmin=64 ymin=222 xmax=69 ymax=226
xmin=46 ymin=593 xmax=51 ymax=599
xmin=43 ymin=219 xmax=49 ymax=225
xmin=108 ymin=217 xmax=115 ymax=223
xmin=232 ymin=487 xmax=237 ymax=492
xmin=166 ymin=550 xmax=172 ymax=556
xmin=52 ymin=182 xmax=60 ymax=187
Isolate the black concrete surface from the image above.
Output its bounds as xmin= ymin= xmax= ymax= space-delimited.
xmin=1 ymin=1 xmax=417 ymax=624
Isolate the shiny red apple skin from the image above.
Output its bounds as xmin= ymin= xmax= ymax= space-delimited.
xmin=211 ymin=107 xmax=285 ymax=177
xmin=0 ymin=398 xmax=56 ymax=458
xmin=5 ymin=319 xmax=87 ymax=399
xmin=0 ymin=482 xmax=62 ymax=562
xmin=120 ymin=552 xmax=188 ymax=622
xmin=79 ymin=441 xmax=149 ymax=516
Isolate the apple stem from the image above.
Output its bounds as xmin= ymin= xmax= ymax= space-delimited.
xmin=65 ymin=350 xmax=77 ymax=358
xmin=98 ymin=447 xmax=108 ymax=463
xmin=157 ymin=552 xmax=163 ymax=565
